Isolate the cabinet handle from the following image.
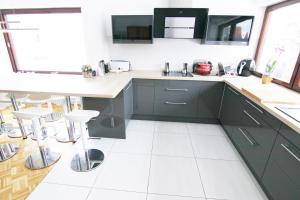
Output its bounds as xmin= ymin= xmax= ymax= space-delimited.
xmin=228 ymin=87 xmax=239 ymax=96
xmin=124 ymin=82 xmax=132 ymax=91
xmin=243 ymin=110 xmax=261 ymax=126
xmin=245 ymin=100 xmax=263 ymax=114
xmin=281 ymin=144 xmax=300 ymax=162
xmin=165 ymin=101 xmax=187 ymax=105
xmin=165 ymin=88 xmax=188 ymax=92
xmin=238 ymin=128 xmax=256 ymax=146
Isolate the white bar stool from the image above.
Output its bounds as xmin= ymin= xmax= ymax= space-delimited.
xmin=26 ymin=94 xmax=62 ymax=122
xmin=12 ymin=108 xmax=61 ymax=170
xmin=26 ymin=94 xmax=58 ymax=140
xmin=0 ymin=103 xmax=19 ymax=162
xmin=64 ymin=110 xmax=104 ymax=172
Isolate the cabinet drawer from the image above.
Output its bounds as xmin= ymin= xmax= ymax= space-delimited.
xmin=279 ymin=124 xmax=300 ymax=149
xmin=154 ymin=99 xmax=197 ymax=117
xmin=262 ymin=135 xmax=300 ymax=200
xmin=231 ymin=123 xmax=277 ymax=178
xmin=133 ymin=79 xmax=154 ymax=86
xmin=155 ymin=85 xmax=199 ymax=101
xmin=242 ymin=97 xmax=281 ymax=131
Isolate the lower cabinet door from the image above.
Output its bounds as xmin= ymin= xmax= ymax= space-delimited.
xmin=262 ymin=135 xmax=300 ymax=200
xmin=231 ymin=124 xmax=277 ymax=178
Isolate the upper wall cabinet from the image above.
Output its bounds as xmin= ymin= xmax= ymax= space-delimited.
xmin=112 ymin=15 xmax=153 ymax=44
xmin=153 ymin=8 xmax=209 ymax=39
xmin=204 ymin=15 xmax=254 ymax=45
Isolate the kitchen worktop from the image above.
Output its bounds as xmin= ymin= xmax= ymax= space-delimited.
xmin=0 ymin=70 xmax=299 ymax=133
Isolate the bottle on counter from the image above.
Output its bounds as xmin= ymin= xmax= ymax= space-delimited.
xmin=97 ymin=60 xmax=105 ymax=76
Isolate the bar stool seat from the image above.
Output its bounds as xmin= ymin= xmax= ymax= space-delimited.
xmin=64 ymin=110 xmax=104 ymax=172
xmin=12 ymin=108 xmax=61 ymax=170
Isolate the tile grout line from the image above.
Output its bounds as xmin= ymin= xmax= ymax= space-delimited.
xmin=186 ymin=123 xmax=208 ymax=200
xmin=85 ymin=139 xmax=116 ymax=200
xmin=145 ymin=122 xmax=156 ymax=200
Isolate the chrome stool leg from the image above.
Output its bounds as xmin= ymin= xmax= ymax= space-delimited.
xmin=25 ymin=117 xmax=60 ymax=170
xmin=70 ymin=122 xmax=104 ymax=172
xmin=8 ymin=93 xmax=31 ymax=139
xmin=56 ymin=96 xmax=80 ymax=143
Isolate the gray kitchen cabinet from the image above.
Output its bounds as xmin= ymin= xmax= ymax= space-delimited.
xmin=154 ymin=80 xmax=198 ymax=117
xmin=133 ymin=79 xmax=155 ymax=115
xmin=262 ymin=133 xmax=300 ymax=200
xmin=83 ymin=90 xmax=126 ymax=139
xmin=124 ymin=80 xmax=133 ymax=127
xmin=197 ymin=81 xmax=224 ymax=122
xmin=219 ymin=85 xmax=244 ymax=136
xmin=230 ymin=107 xmax=278 ymax=178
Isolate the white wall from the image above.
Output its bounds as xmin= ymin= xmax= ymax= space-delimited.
xmin=0 ymin=0 xmax=266 ymax=73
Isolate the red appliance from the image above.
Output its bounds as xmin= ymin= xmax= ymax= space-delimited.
xmin=193 ymin=61 xmax=213 ymax=75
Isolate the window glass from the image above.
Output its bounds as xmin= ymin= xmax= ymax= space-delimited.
xmin=6 ymin=13 xmax=86 ymax=72
xmin=255 ymin=2 xmax=300 ymax=83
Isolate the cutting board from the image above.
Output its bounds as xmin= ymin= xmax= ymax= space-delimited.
xmin=242 ymin=86 xmax=300 ymax=105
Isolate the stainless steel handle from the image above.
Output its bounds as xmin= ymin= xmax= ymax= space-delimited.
xmin=281 ymin=144 xmax=300 ymax=162
xmin=245 ymin=100 xmax=263 ymax=114
xmin=238 ymin=128 xmax=255 ymax=146
xmin=165 ymin=88 xmax=188 ymax=92
xmin=228 ymin=87 xmax=239 ymax=96
xmin=243 ymin=110 xmax=261 ymax=126
xmin=165 ymin=101 xmax=187 ymax=105
xmin=124 ymin=82 xmax=132 ymax=91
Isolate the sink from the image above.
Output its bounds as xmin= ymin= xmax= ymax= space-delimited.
xmin=162 ymin=71 xmax=193 ymax=77
xmin=276 ymin=106 xmax=300 ymax=123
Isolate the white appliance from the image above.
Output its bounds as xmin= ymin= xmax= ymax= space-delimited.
xmin=109 ymin=60 xmax=131 ymax=72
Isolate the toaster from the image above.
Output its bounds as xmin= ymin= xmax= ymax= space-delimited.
xmin=109 ymin=60 xmax=131 ymax=72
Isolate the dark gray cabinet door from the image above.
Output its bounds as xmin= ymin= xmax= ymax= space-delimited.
xmin=262 ymin=134 xmax=300 ymax=200
xmin=197 ymin=81 xmax=224 ymax=121
xmin=231 ymin=108 xmax=278 ymax=178
xmin=83 ymin=91 xmax=126 ymax=139
xmin=133 ymin=79 xmax=154 ymax=115
xmin=124 ymin=81 xmax=133 ymax=127
xmin=219 ymin=85 xmax=243 ymax=136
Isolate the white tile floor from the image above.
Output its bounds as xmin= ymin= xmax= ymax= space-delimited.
xmin=27 ymin=120 xmax=268 ymax=200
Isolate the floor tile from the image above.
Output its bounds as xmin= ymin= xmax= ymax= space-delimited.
xmin=42 ymin=138 xmax=113 ymax=187
xmin=94 ymin=153 xmax=151 ymax=192
xmin=155 ymin=121 xmax=188 ymax=134
xmin=148 ymin=156 xmax=205 ymax=197
xmin=127 ymin=120 xmax=156 ymax=132
xmin=197 ymin=159 xmax=267 ymax=200
xmin=147 ymin=194 xmax=205 ymax=200
xmin=87 ymin=188 xmax=147 ymax=200
xmin=152 ymin=132 xmax=194 ymax=157
xmin=191 ymin=135 xmax=239 ymax=160
xmin=26 ymin=183 xmax=90 ymax=200
xmin=187 ymin=123 xmax=226 ymax=136
xmin=111 ymin=131 xmax=153 ymax=155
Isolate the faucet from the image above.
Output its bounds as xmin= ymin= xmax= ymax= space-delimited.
xmin=164 ymin=62 xmax=170 ymax=74
xmin=182 ymin=63 xmax=188 ymax=75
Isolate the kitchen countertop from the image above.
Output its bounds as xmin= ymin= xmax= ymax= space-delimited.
xmin=0 ymin=70 xmax=299 ymax=134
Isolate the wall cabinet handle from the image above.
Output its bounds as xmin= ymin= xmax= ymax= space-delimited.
xmin=165 ymin=88 xmax=188 ymax=92
xmin=165 ymin=101 xmax=187 ymax=105
xmin=243 ymin=110 xmax=261 ymax=126
xmin=238 ymin=128 xmax=256 ymax=146
xmin=227 ymin=87 xmax=239 ymax=96
xmin=245 ymin=100 xmax=263 ymax=114
xmin=281 ymin=144 xmax=300 ymax=162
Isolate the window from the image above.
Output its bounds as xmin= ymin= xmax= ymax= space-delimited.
xmin=0 ymin=8 xmax=86 ymax=74
xmin=255 ymin=1 xmax=300 ymax=92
